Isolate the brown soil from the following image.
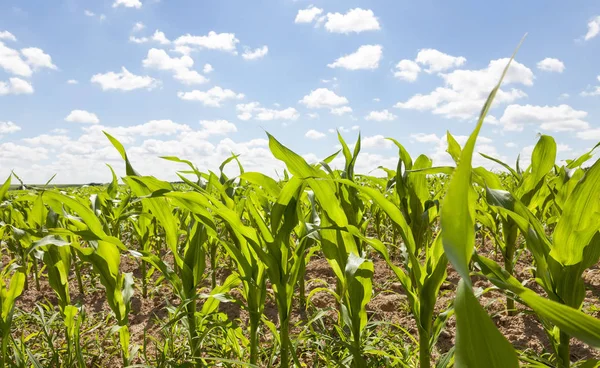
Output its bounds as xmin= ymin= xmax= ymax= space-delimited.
xmin=10 ymin=237 xmax=600 ymax=367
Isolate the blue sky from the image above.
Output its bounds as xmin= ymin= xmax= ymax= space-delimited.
xmin=1 ymin=0 xmax=599 ymax=183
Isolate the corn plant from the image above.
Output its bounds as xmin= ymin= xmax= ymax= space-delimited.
xmin=0 ymin=263 xmax=25 ymax=368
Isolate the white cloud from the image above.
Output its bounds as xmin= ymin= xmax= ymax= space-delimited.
xmin=300 ymin=88 xmax=348 ymax=109
xmin=22 ymin=134 xmax=71 ymax=147
xmin=178 ymin=86 xmax=244 ymax=107
xmin=583 ymin=16 xmax=600 ymax=41
xmin=331 ymin=106 xmax=352 ymax=116
xmin=113 ymin=0 xmax=142 ymax=9
xmin=132 ymin=22 xmax=145 ymax=32
xmin=0 ymin=78 xmax=34 ymax=95
xmin=0 ymin=41 xmax=33 ymax=76
xmin=129 ymin=36 xmax=149 ymax=44
xmin=394 ymin=59 xmax=421 ymax=82
xmin=505 ymin=142 xmax=517 ymax=148
xmin=410 ymin=133 xmax=440 ymax=143
xmin=0 ymin=143 xmax=48 ymax=162
xmin=351 ymin=125 xmax=360 ymax=130
xmin=0 ymin=121 xmax=21 ymax=136
xmin=537 ymin=58 xmax=565 ymax=73
xmin=0 ymin=31 xmax=16 ymax=42
xmin=67 ymin=79 xmax=78 ymax=84
xmin=198 ymin=120 xmax=237 ymax=136
xmin=373 ymin=97 xmax=380 ymax=102
xmin=174 ymin=32 xmax=239 ymax=53
xmin=576 ymin=128 xmax=600 ymax=140
xmin=91 ymin=67 xmax=158 ymax=91
xmin=559 ymin=93 xmax=570 ymax=100
xmin=324 ymin=8 xmax=380 ymax=34
xmin=65 ymin=110 xmax=100 ymax=124
xmin=295 ymin=6 xmax=323 ymax=24
xmin=21 ymin=47 xmax=57 ymax=70
xmin=305 ymin=129 xmax=326 ymax=140
xmin=395 ymin=58 xmax=534 ymax=120
xmin=242 ymin=46 xmax=268 ymax=60
xmin=152 ymin=30 xmax=170 ymax=45
xmin=328 ymin=44 xmax=382 ymax=70
xmin=365 ymin=109 xmax=397 ymax=121
xmin=499 ymin=104 xmax=589 ymax=132
xmin=362 ymin=135 xmax=393 ymax=149
xmin=236 ymin=102 xmax=299 ymax=121
xmin=203 ymin=64 xmax=213 ymax=73
xmin=142 ymin=48 xmax=207 ymax=85
xmin=557 ymin=143 xmax=572 ymax=152
xmin=415 ymin=49 xmax=466 ymax=73
xmin=307 ymin=113 xmax=319 ymax=119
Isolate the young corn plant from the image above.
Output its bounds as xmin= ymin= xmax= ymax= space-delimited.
xmin=0 ymin=263 xmax=25 ymax=368
xmin=478 ymin=134 xmax=557 ymax=316
xmin=265 ymin=133 xmax=374 ymax=368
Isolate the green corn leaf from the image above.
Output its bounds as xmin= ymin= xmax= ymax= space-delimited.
xmin=479 ymin=153 xmax=520 ymax=180
xmin=446 ymin=131 xmax=462 ymax=164
xmin=441 ymin=40 xmax=522 ymax=285
xmin=0 ymin=175 xmax=11 ymax=202
xmin=106 ymin=164 xmax=119 ymax=199
xmin=1 ymin=271 xmax=26 ymax=321
xmin=103 ymin=131 xmax=138 ymax=176
xmin=241 ymin=172 xmax=281 ymax=198
xmin=550 ymin=158 xmax=600 ymax=265
xmin=454 ymin=280 xmax=519 ymax=368
xmin=476 ymin=254 xmax=600 ymax=348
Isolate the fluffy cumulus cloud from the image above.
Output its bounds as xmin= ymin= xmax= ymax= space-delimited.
xmin=203 ymin=64 xmax=213 ymax=74
xmin=143 ymin=48 xmax=207 ymax=85
xmin=0 ymin=121 xmax=21 ymax=138
xmin=178 ymin=86 xmax=244 ymax=107
xmin=305 ymin=129 xmax=326 ymax=140
xmin=91 ymin=67 xmax=158 ymax=91
xmin=395 ymin=58 xmax=534 ymax=119
xmin=415 ymin=49 xmax=466 ymax=73
xmin=576 ymin=128 xmax=600 ymax=140
xmin=113 ymin=0 xmax=142 ymax=9
xmin=324 ymin=8 xmax=380 ymax=34
xmin=242 ymin=46 xmax=268 ymax=60
xmin=328 ymin=45 xmax=382 ymax=70
xmin=365 ymin=109 xmax=397 ymax=121
xmin=394 ymin=60 xmax=421 ymax=82
xmin=236 ymin=102 xmax=299 ymax=121
xmin=4 ymin=118 xmax=285 ymax=183
xmin=331 ymin=106 xmax=352 ymax=116
xmin=295 ymin=6 xmax=323 ymax=24
xmin=0 ymin=31 xmax=17 ymax=42
xmin=21 ymin=48 xmax=57 ymax=70
xmin=300 ymin=88 xmax=349 ymax=109
xmin=583 ymin=16 xmax=600 ymax=41
xmin=130 ymin=30 xmax=171 ymax=45
xmin=0 ymin=41 xmax=32 ymax=76
xmin=65 ymin=110 xmax=100 ymax=124
xmin=394 ymin=48 xmax=465 ymax=82
xmin=537 ymin=58 xmax=565 ymax=73
xmin=499 ymin=104 xmax=589 ymax=132
xmin=174 ymin=32 xmax=239 ymax=53
xmin=361 ymin=135 xmax=393 ymax=149
xmin=0 ymin=78 xmax=34 ymax=95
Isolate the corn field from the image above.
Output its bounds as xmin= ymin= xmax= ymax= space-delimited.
xmin=0 ymin=54 xmax=600 ymax=368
